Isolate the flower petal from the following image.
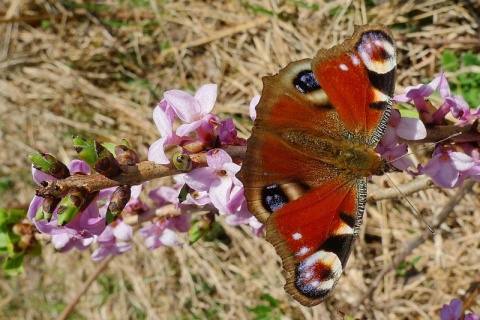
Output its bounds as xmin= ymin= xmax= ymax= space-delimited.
xmin=165 ymin=89 xmax=198 ymax=122
xmin=194 ymin=84 xmax=217 ymax=114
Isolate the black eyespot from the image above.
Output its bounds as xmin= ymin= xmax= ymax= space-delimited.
xmin=293 ymin=70 xmax=321 ymax=94
xmin=262 ymin=184 xmax=289 ymax=213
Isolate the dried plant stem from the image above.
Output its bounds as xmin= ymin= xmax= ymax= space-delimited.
xmin=57 ymin=255 xmax=114 ymax=320
xmin=357 ymin=179 xmax=476 ymax=307
xmin=367 ymin=176 xmax=434 ymax=202
xmin=35 ymin=145 xmax=247 ymax=199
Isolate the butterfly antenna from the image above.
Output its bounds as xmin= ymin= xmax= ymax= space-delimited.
xmin=384 ymin=173 xmax=435 ymax=234
xmin=383 ymin=132 xmax=463 ymax=234
xmin=389 ymin=132 xmax=462 ymax=163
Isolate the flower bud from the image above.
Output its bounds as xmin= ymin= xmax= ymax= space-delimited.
xmin=173 ymin=153 xmax=192 ymax=172
xmin=28 ymin=153 xmax=70 ymax=179
xmin=106 ymin=185 xmax=131 ymax=224
xmin=94 ymin=141 xmax=120 ymax=177
xmin=115 ymin=145 xmax=140 ymax=166
xmin=56 ymin=188 xmax=87 ymax=226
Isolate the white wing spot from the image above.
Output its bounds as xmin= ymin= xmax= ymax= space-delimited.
xmin=339 ymin=63 xmax=348 ymax=71
xmin=350 ymin=54 xmax=360 ymax=66
xmin=297 ymin=246 xmax=310 ymax=256
xmin=292 ymin=232 xmax=302 ymax=240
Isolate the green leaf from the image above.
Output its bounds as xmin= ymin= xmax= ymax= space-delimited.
xmin=3 ymin=251 xmax=25 ymax=276
xmin=461 ymin=52 xmax=480 ymax=66
xmin=440 ymin=50 xmax=458 ymax=72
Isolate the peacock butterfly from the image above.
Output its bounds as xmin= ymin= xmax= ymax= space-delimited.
xmin=237 ymin=24 xmax=396 ymax=307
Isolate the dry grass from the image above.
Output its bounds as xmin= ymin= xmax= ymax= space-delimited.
xmin=1 ymin=0 xmax=479 ymax=319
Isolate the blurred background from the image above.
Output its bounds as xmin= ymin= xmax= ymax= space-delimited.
xmin=1 ymin=0 xmax=479 ymax=319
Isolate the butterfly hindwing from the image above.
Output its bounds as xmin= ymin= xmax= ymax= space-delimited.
xmin=238 ymin=24 xmax=396 ymax=306
xmin=267 ymin=178 xmax=366 ymax=306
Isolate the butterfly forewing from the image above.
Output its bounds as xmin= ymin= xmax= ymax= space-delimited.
xmin=312 ymin=24 xmax=395 ymax=145
xmin=238 ymin=24 xmax=396 ymax=306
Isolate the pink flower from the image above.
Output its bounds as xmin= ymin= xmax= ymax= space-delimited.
xmin=52 ymin=233 xmax=94 ymax=252
xmin=440 ymin=298 xmax=463 ymax=320
xmin=394 ymin=73 xmax=442 ymax=111
xmin=440 ymin=298 xmax=479 ymax=320
xmin=377 ymin=143 xmax=415 ymax=171
xmin=184 ymin=149 xmax=244 ymax=215
xmin=381 ymin=109 xmax=426 ymax=148
xmin=225 ymin=202 xmax=264 ymax=236
xmin=430 ymin=73 xmax=472 ymax=124
xmin=148 ymin=84 xmax=222 ymax=164
xmin=148 ymin=99 xmax=181 ymax=164
xmin=421 ymin=148 xmax=475 ymax=188
xmin=138 ymin=221 xmax=182 ymax=250
xmin=217 ymin=118 xmax=246 ymax=146
xmin=91 ymin=220 xmax=133 ymax=261
xmin=166 ymin=83 xmax=218 ymax=137
xmin=123 ymin=185 xmax=149 ymax=215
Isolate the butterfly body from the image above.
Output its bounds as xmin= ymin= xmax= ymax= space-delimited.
xmin=238 ymin=25 xmax=396 ymax=306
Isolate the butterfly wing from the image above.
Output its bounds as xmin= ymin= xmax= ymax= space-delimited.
xmin=238 ymin=25 xmax=396 ymax=306
xmin=312 ymin=24 xmax=396 ymax=145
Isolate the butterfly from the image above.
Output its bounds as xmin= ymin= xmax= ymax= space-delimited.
xmin=237 ymin=24 xmax=396 ymax=307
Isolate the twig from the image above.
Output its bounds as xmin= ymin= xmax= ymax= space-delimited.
xmin=367 ymin=176 xmax=434 ymax=202
xmin=35 ymin=145 xmax=247 ymax=199
xmin=57 ymin=255 xmax=114 ymax=320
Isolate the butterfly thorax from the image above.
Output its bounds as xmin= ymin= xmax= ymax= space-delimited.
xmin=282 ymin=131 xmax=387 ymax=177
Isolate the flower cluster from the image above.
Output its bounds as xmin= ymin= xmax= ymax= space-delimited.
xmin=148 ymin=84 xmax=263 ymax=236
xmin=394 ymin=72 xmax=480 ymax=187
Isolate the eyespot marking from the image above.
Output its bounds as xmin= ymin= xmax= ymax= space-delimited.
xmin=261 ymin=184 xmax=289 ymax=213
xmin=357 ymin=31 xmax=395 ymax=74
xmin=295 ymin=251 xmax=343 ymax=299
xmin=293 ymin=70 xmax=321 ymax=94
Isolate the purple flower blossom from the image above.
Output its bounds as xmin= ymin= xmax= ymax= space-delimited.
xmin=394 ymin=73 xmax=442 ymax=111
xmin=440 ymin=298 xmax=463 ymax=320
xmin=52 ymin=233 xmax=94 ymax=252
xmin=395 ymin=72 xmax=479 ymax=126
xmin=217 ymin=118 xmax=246 ymax=146
xmin=183 ymin=148 xmax=264 ymax=234
xmin=148 ymin=99 xmax=181 ymax=164
xmin=374 ymin=109 xmax=424 ymax=171
xmin=432 ymin=73 xmax=473 ymax=124
xmin=184 ymin=149 xmax=244 ymax=215
xmin=421 ymin=148 xmax=475 ymax=188
xmin=91 ymin=220 xmax=133 ymax=261
xmin=123 ymin=184 xmax=149 ymax=215
xmin=138 ymin=221 xmax=182 ymax=250
xmin=165 ymin=84 xmax=217 ymax=136
xmin=440 ymin=298 xmax=479 ymax=320
xmin=148 ymin=84 xmax=222 ymax=164
xmin=377 ymin=143 xmax=415 ymax=171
